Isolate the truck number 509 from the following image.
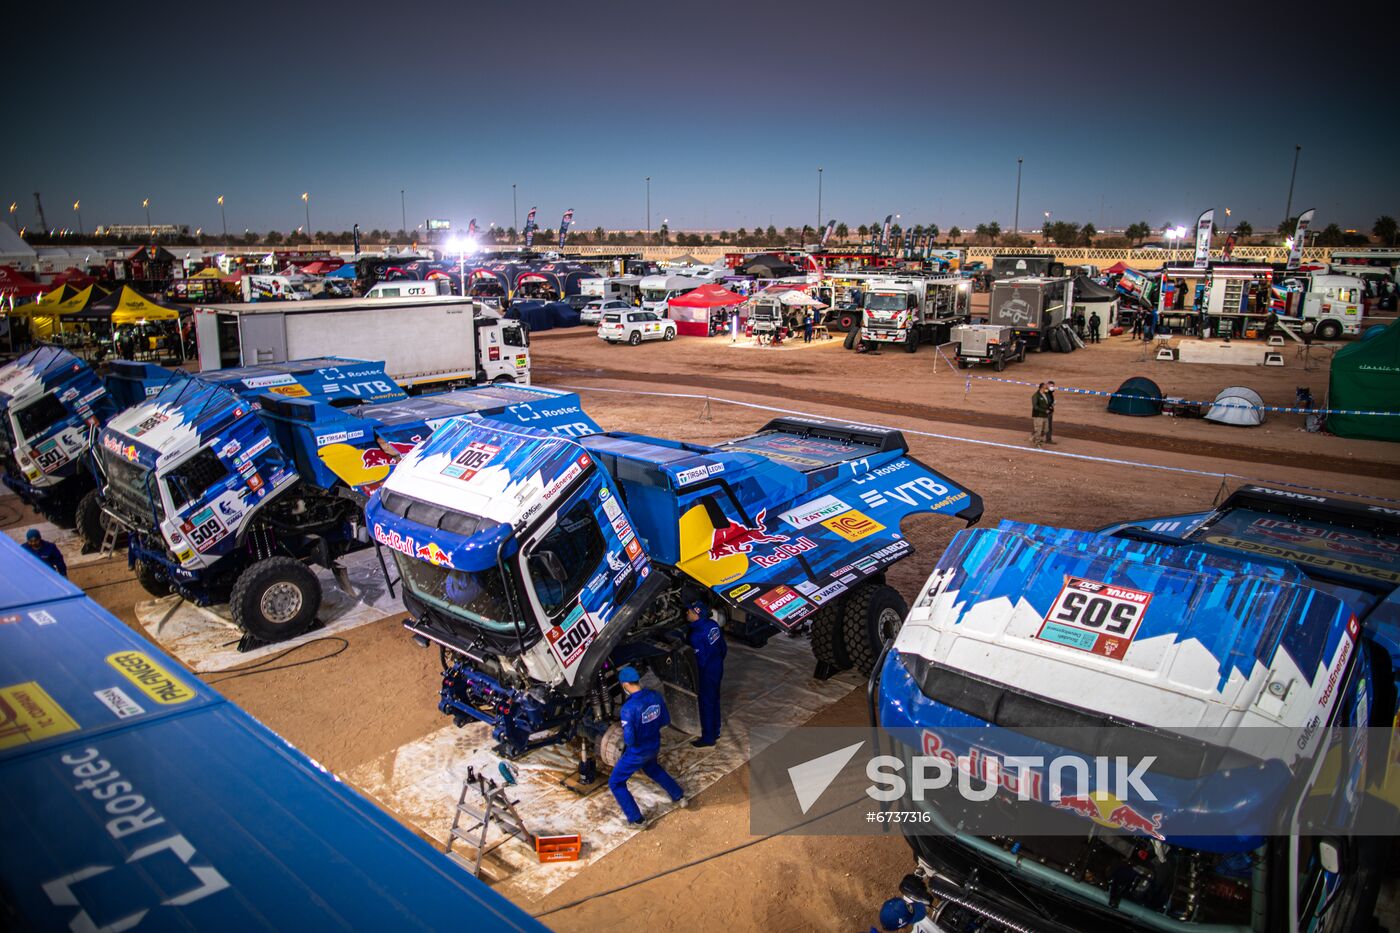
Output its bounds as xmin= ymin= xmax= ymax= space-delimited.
xmin=1053 ymin=592 xmax=1139 ymax=634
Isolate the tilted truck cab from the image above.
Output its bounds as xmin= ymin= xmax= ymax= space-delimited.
xmin=877 ymin=489 xmax=1400 ymax=933
xmin=0 ymin=346 xmax=173 ymax=527
xmin=94 ymin=357 xmax=598 ymax=645
xmin=366 ymin=413 xmax=983 ymax=759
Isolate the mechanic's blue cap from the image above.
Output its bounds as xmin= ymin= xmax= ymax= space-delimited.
xmin=617 ymin=666 xmax=641 ymax=684
xmin=687 ymin=600 xmax=710 ymax=617
xmin=25 ymin=528 xmax=40 ymax=541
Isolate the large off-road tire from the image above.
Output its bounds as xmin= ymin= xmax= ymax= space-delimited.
xmin=628 ymin=331 xmax=642 ymax=346
xmin=844 ymin=327 xmax=858 ymax=350
xmin=809 ymin=602 xmax=851 ymax=670
xmin=904 ymin=332 xmax=919 ymax=353
xmin=994 ymin=353 xmax=1006 ymax=372
xmin=229 ymin=556 xmax=321 ymax=642
xmin=597 ymin=722 xmax=625 ymax=769
xmin=840 ymin=583 xmax=909 ymax=677
xmin=836 ymin=311 xmax=856 ymax=332
xmin=134 ymin=559 xmax=172 ymax=598
xmin=75 ymin=490 xmax=111 ymax=554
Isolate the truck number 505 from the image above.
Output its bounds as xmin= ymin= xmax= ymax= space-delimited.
xmin=1053 ymin=592 xmax=1139 ymax=634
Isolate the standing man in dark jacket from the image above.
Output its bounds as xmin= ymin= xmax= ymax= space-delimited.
xmin=1044 ymin=381 xmax=1057 ymax=444
xmin=23 ymin=529 xmax=66 ymax=576
xmin=686 ymin=601 xmax=727 ymax=748
xmin=1030 ymin=384 xmax=1050 ymax=448
xmin=1088 ymin=310 xmax=1101 ymax=343
xmin=609 ymin=666 xmax=685 ymax=825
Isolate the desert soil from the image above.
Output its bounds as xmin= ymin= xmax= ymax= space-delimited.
xmin=15 ymin=316 xmax=1397 ymax=932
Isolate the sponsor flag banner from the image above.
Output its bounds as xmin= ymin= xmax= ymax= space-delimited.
xmin=524 ymin=207 xmax=538 ymax=249
xmin=879 ymin=215 xmax=892 ymax=251
xmin=1193 ymin=209 xmax=1214 ymax=269
xmin=1287 ymin=209 xmax=1314 ymax=270
xmin=821 ymin=220 xmax=835 ymax=247
xmin=559 ymin=209 xmax=574 ymax=249
xmin=352 ymin=223 xmax=361 ymax=256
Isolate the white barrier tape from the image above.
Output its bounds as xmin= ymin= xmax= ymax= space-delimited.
xmin=556 ymin=383 xmax=1400 ymax=505
xmin=936 ymin=354 xmax=1397 ymax=417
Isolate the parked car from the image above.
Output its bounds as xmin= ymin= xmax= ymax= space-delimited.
xmin=581 ymin=298 xmax=630 ymax=325
xmin=599 ymin=310 xmax=676 ymax=345
xmin=561 ymin=294 xmax=594 ymax=313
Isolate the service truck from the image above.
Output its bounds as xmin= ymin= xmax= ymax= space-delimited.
xmin=876 ymin=485 xmax=1400 ymax=933
xmin=951 ymin=323 xmax=1025 ymax=371
xmin=94 ymin=358 xmax=599 ymax=644
xmin=365 ymin=413 xmax=983 ymax=761
xmin=846 ymin=274 xmax=972 ymax=353
xmin=193 ymin=296 xmax=531 ymax=392
xmin=241 ymin=274 xmax=315 ymax=302
xmin=988 ymin=276 xmax=1073 ymax=351
xmin=639 ymin=274 xmax=706 ymax=316
xmin=0 ymin=346 xmax=174 ymax=527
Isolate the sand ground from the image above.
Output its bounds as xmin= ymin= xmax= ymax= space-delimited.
xmin=12 ymin=316 xmax=1397 ymax=932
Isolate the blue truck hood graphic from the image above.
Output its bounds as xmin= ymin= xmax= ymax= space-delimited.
xmin=0 ymin=346 xmax=88 ymax=407
xmin=102 ymin=378 xmax=250 ymax=471
xmin=880 ymin=521 xmax=1370 ymax=850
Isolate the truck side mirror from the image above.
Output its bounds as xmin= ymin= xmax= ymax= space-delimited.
xmin=1318 ymin=838 xmax=1343 ymax=875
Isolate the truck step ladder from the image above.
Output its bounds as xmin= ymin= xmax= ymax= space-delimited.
xmin=447 ymin=769 xmax=532 ymax=877
xmin=99 ymin=522 xmax=121 ymax=558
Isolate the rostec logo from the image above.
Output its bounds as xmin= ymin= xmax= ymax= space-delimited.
xmin=710 ymin=508 xmax=788 ymax=560
xmin=106 ymin=652 xmax=195 ymax=705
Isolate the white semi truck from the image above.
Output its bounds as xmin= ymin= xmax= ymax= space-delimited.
xmin=193 ymin=296 xmax=531 ymax=392
xmin=847 ymin=273 xmax=972 ymax=352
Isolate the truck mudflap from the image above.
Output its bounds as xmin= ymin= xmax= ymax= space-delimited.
xmin=677 ymin=455 xmax=983 ymax=629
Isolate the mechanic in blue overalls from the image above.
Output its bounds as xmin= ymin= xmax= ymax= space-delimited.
xmin=610 ymin=666 xmax=685 ymax=825
xmin=686 ymin=600 xmax=727 ymax=748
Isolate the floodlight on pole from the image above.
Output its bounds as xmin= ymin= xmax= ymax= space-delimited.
xmin=143 ymin=198 xmax=151 ymax=228
xmin=302 ymin=192 xmax=311 ymax=239
xmin=218 ymin=195 xmax=227 ymax=241
xmin=73 ymin=200 xmax=82 ymax=236
xmin=1013 ymin=158 xmax=1023 ymax=236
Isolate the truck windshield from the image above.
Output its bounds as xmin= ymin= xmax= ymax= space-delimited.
xmin=865 ymin=293 xmax=906 ymax=311
xmin=394 ymin=552 xmax=519 ymax=634
xmin=103 ymin=447 xmax=163 ymax=524
xmin=526 ymin=498 xmax=606 ymax=619
xmin=642 ymin=289 xmax=669 ymax=302
xmin=502 ymin=324 xmax=527 ymax=348
xmin=13 ymin=392 xmax=69 ymax=442
xmin=163 ymin=447 xmax=229 ymax=512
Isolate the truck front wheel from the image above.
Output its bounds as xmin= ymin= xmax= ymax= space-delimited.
xmin=134 ymin=559 xmax=172 ymax=598
xmin=810 ymin=603 xmax=851 ymax=671
xmin=76 ymin=490 xmax=113 ymax=554
xmin=904 ymin=333 xmax=919 ymax=353
xmin=1316 ymin=320 xmax=1342 ymax=341
xmin=840 ymin=583 xmax=908 ymax=676
xmin=230 ymin=556 xmax=321 ymax=642
xmin=843 ymin=328 xmax=858 ymax=350
xmin=596 ymin=722 xmax=625 ymax=769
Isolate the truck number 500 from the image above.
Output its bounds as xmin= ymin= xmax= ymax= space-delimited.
xmin=1053 ymin=592 xmax=1139 ymax=634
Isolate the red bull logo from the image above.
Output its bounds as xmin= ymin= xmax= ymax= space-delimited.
xmin=709 ymin=508 xmax=787 ymax=560
xmin=417 ymin=541 xmax=451 ymax=566
xmin=1053 ymin=794 xmax=1165 ymax=840
xmin=361 ymin=447 xmax=397 ymax=469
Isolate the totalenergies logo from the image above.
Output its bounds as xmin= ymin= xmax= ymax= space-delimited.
xmin=1053 ymin=792 xmax=1165 ymax=840
xmin=709 ymin=508 xmax=787 ymax=560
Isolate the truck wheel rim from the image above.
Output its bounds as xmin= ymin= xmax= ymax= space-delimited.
xmin=260 ymin=582 xmax=303 ymax=625
xmin=877 ymin=607 xmax=902 ymax=644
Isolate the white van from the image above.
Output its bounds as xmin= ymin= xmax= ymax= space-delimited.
xmin=581 ymin=275 xmax=642 ymax=305
xmin=363 ymin=279 xmax=453 ymax=299
xmin=639 ymin=274 xmax=706 ymax=315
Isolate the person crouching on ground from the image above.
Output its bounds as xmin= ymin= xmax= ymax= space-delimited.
xmin=1030 ymin=384 xmax=1050 ymax=449
xmin=610 ymin=666 xmax=686 ymax=826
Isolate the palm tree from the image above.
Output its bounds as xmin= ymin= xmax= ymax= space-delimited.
xmin=948 ymin=225 xmax=962 ymax=243
xmin=1373 ymin=215 xmax=1398 ymax=247
xmin=928 ymin=224 xmax=940 ymax=242
xmin=836 ymin=222 xmax=849 ymax=241
xmin=856 ymin=224 xmax=869 ymax=239
xmin=987 ymin=221 xmax=1001 ymax=244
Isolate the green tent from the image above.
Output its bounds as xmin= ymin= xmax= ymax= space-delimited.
xmin=1328 ymin=320 xmax=1400 ymax=442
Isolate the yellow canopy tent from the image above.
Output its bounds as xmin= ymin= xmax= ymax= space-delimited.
xmin=190 ymin=266 xmax=224 ymax=279
xmin=102 ymin=285 xmax=181 ymax=325
xmin=12 ymin=285 xmax=82 ymax=339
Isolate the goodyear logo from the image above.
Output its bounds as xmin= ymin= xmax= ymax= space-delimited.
xmin=106 ymin=651 xmax=195 ymax=705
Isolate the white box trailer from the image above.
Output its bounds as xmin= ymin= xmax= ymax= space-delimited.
xmin=192 ymin=296 xmax=530 ymax=391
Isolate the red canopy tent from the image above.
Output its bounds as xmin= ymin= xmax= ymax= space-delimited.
xmin=50 ymin=266 xmax=97 ymax=289
xmin=0 ymin=266 xmax=50 ymax=299
xmin=300 ymin=259 xmax=345 ymax=275
xmin=667 ymin=283 xmax=746 ymax=336
xmin=1103 ymin=261 xmax=1130 ymax=275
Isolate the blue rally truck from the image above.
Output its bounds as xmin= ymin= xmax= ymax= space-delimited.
xmin=92 ymin=356 xmax=598 ymax=643
xmin=363 ymin=413 xmax=983 ymax=760
xmin=0 ymin=346 xmax=172 ymax=529
xmin=876 ymin=486 xmax=1400 ymax=933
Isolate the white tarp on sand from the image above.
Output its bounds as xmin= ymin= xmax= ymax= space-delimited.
xmin=346 ymin=634 xmax=860 ymax=900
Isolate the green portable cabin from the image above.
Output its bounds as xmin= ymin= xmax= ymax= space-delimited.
xmin=1329 ymin=320 xmax=1400 ymax=442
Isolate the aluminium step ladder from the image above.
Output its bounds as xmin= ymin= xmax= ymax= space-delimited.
xmin=447 ymin=769 xmax=531 ymax=877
